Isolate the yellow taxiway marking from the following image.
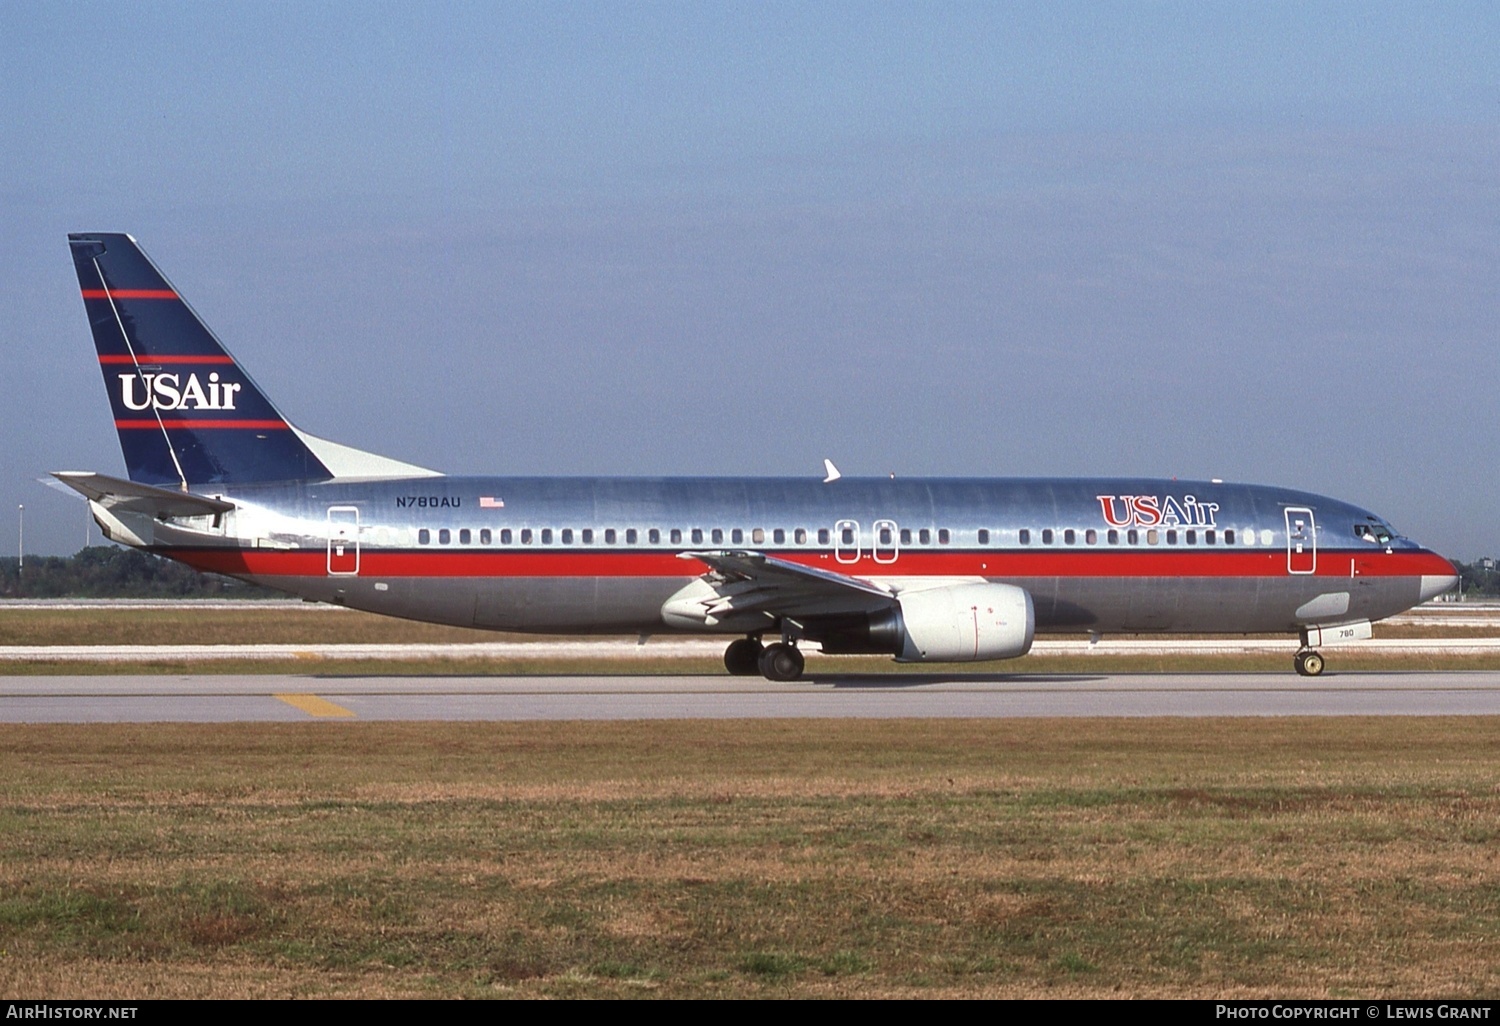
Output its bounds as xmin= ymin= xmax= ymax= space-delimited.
xmin=274 ymin=693 xmax=356 ymax=718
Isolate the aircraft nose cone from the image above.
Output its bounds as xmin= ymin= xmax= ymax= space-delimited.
xmin=1418 ymin=563 xmax=1459 ymax=603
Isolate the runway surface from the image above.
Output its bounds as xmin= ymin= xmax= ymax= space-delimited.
xmin=4 ymin=671 xmax=1500 ymax=722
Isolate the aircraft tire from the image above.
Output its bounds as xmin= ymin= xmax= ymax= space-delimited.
xmin=1294 ymin=651 xmax=1325 ymax=677
xmin=758 ymin=643 xmax=805 ymax=682
xmin=724 ymin=638 xmax=764 ymax=676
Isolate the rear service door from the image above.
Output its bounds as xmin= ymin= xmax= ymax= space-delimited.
xmin=327 ymin=506 xmax=360 ymax=575
xmin=1284 ymin=506 xmax=1316 ymax=574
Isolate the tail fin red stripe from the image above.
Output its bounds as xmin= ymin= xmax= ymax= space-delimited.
xmin=98 ymin=354 xmax=235 ymax=365
xmin=114 ymin=419 xmax=292 ymax=430
xmin=81 ymin=289 xmax=179 ymax=299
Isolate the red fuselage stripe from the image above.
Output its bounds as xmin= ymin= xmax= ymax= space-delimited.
xmin=99 ymin=354 xmax=235 ymax=364
xmin=114 ymin=419 xmax=289 ymax=430
xmin=81 ymin=289 xmax=179 ymax=299
xmin=160 ymin=547 xmax=1454 ymax=580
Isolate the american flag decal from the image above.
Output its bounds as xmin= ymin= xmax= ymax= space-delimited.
xmin=479 ymin=496 xmax=504 ymax=509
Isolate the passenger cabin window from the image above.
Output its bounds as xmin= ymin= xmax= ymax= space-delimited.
xmin=626 ymin=529 xmax=638 ymax=544
xmin=1223 ymin=529 xmax=1234 ymax=544
xmin=561 ymin=528 xmax=573 ymax=544
xmin=501 ymin=528 xmax=512 ymax=544
xmin=841 ymin=526 xmax=854 ymax=545
xmin=711 ymin=528 xmax=723 ymax=544
xmin=1205 ymin=530 xmax=1215 ymax=545
xmin=732 ymin=528 xmax=744 ymax=544
xmin=1064 ymin=529 xmax=1076 ymax=545
xmin=480 ymin=529 xmax=491 ymax=545
xmin=648 ymin=529 xmax=660 ymax=544
xmin=1107 ymin=529 xmax=1118 ymax=545
xmin=581 ymin=529 xmax=593 ymax=544
xmin=1042 ymin=529 xmax=1054 ymax=545
xmin=670 ymin=529 xmax=682 ymax=544
xmin=938 ymin=529 xmax=950 ymax=544
xmin=1019 ymin=529 xmax=1030 ymax=545
xmin=795 ymin=528 xmax=807 ymax=544
xmin=919 ymin=528 xmax=931 ymax=545
xmin=818 ymin=528 xmax=830 ymax=545
xmin=772 ymin=529 xmax=784 ymax=544
xmin=1147 ymin=529 xmax=1159 ymax=545
xmin=418 ymin=528 xmax=431 ymax=545
xmin=1128 ymin=529 xmax=1138 ymax=545
xmin=880 ymin=526 xmax=894 ymax=545
xmin=691 ymin=529 xmax=703 ymax=544
xmin=541 ymin=528 xmax=553 ymax=545
xmin=1186 ymin=530 xmax=1196 ymax=545
xmin=1166 ymin=529 xmax=1177 ymax=545
xmin=1086 ymin=529 xmax=1098 ymax=545
xmin=439 ymin=528 xmax=451 ymax=544
xmin=605 ymin=528 xmax=617 ymax=544
xmin=977 ymin=529 xmax=989 ymax=545
xmin=459 ymin=529 xmax=471 ymax=545
xmin=900 ymin=528 xmax=912 ymax=545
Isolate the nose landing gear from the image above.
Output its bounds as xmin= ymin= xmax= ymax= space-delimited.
xmin=1294 ymin=649 xmax=1325 ymax=677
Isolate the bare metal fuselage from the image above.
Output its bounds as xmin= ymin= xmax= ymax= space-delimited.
xmin=108 ymin=474 xmax=1452 ymax=640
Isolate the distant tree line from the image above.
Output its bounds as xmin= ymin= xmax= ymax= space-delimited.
xmin=1456 ymin=560 xmax=1500 ymax=599
xmin=0 ymin=546 xmax=277 ymax=599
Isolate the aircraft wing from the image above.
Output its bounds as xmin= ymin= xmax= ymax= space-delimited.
xmin=50 ymin=471 xmax=235 ymax=518
xmin=669 ymin=550 xmax=894 ymax=624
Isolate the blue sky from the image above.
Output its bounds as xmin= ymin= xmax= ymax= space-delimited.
xmin=3 ymin=2 xmax=1497 ymax=558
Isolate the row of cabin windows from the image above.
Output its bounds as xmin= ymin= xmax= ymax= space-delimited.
xmin=415 ymin=526 xmax=891 ymax=546
xmin=1020 ymin=527 xmax=1242 ymax=546
xmin=412 ymin=525 xmax=1268 ymax=547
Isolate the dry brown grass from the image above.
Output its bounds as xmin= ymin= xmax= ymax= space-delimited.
xmin=4 ymin=606 xmax=1499 ymax=676
xmin=0 ymin=606 xmax=499 ymax=646
xmin=1 ymin=718 xmax=1497 ymax=998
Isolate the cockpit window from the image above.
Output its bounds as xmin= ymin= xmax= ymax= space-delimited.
xmin=1354 ymin=518 xmax=1394 ymax=545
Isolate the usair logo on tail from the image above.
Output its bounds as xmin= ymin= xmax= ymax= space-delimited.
xmin=118 ymin=372 xmax=242 ymax=411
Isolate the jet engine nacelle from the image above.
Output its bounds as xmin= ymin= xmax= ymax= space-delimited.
xmin=869 ymin=582 xmax=1035 ymax=662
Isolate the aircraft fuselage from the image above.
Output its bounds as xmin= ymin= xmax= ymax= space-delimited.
xmin=109 ymin=474 xmax=1453 ymax=638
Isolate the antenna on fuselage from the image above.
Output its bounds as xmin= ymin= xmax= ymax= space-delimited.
xmin=822 ymin=459 xmax=841 ymax=483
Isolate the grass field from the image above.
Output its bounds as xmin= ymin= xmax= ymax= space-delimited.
xmin=1 ymin=718 xmax=1497 ymax=998
xmin=3 ymin=605 xmax=1499 ymax=676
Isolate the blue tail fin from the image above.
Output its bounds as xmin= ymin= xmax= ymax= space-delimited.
xmin=68 ymin=232 xmax=333 ymax=486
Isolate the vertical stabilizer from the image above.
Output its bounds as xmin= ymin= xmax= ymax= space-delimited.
xmin=68 ymin=232 xmax=333 ymax=485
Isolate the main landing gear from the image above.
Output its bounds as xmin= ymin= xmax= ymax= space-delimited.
xmin=723 ymin=637 xmax=763 ymax=676
xmin=723 ymin=636 xmax=805 ymax=682
xmin=1294 ymin=649 xmax=1325 ymax=677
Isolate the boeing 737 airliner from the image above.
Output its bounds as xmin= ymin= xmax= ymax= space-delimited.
xmin=56 ymin=233 xmax=1457 ymax=679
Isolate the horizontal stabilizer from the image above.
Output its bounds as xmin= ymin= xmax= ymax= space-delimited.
xmin=51 ymin=471 xmax=235 ymax=518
